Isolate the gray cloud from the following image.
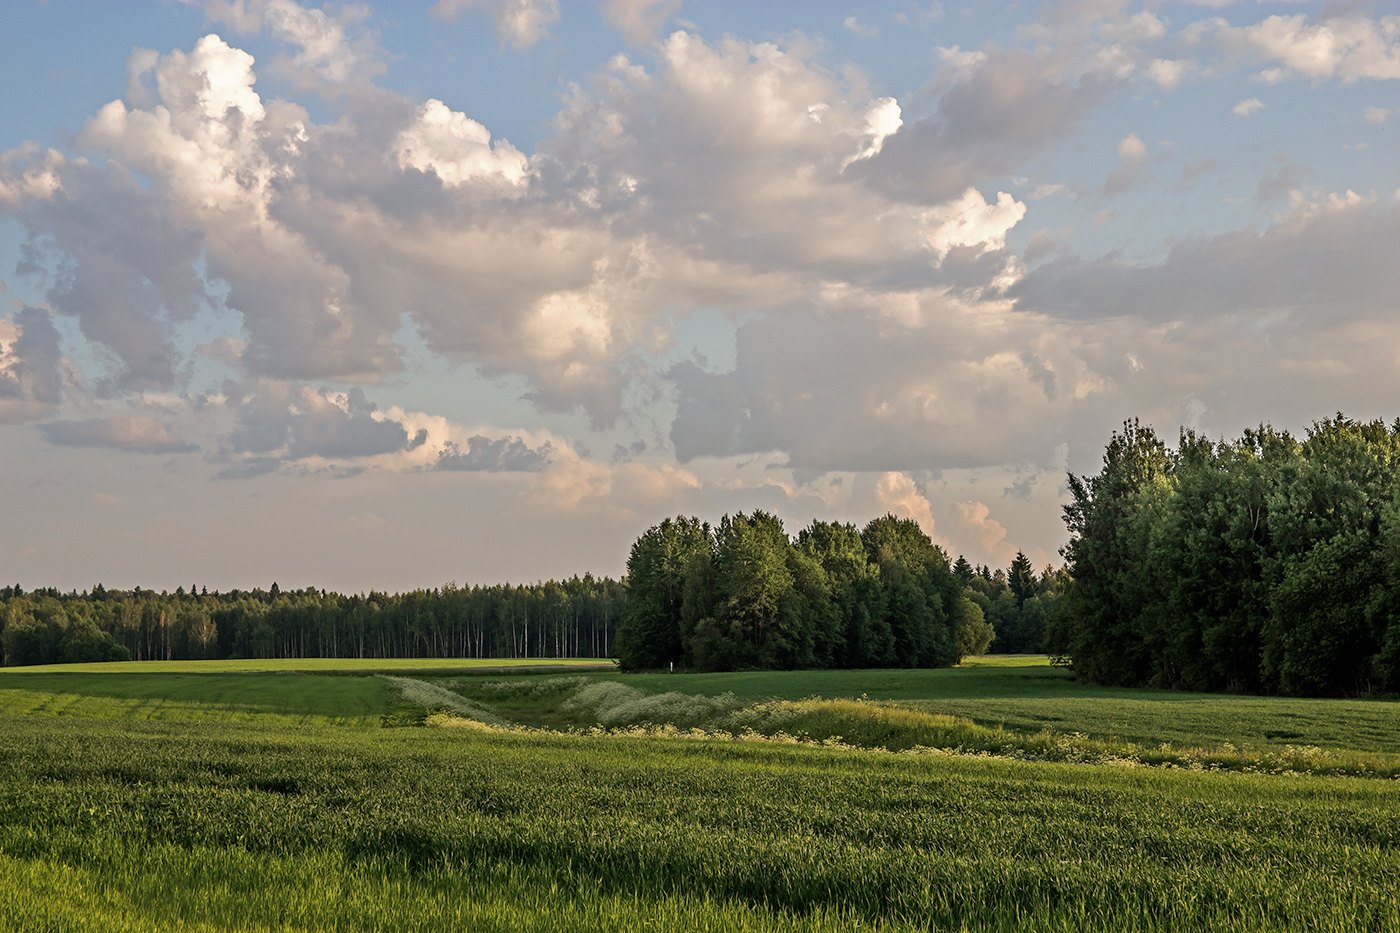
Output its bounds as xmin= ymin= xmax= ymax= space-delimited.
xmin=1011 ymin=194 xmax=1400 ymax=323
xmin=41 ymin=415 xmax=196 ymax=453
xmin=851 ymin=47 xmax=1120 ymax=203
xmin=11 ymin=160 xmax=206 ymax=394
xmin=0 ymin=306 xmax=65 ymax=423
xmin=668 ymin=303 xmax=1090 ymax=474
xmin=224 ymin=382 xmax=411 ymax=463
xmin=434 ymin=434 xmax=553 ymax=472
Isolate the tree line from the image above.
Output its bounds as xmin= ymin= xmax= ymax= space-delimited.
xmin=0 ymin=578 xmax=624 ymax=667
xmin=2 ymin=523 xmax=1069 ymax=671
xmin=1049 ymin=415 xmax=1400 ymax=697
xmin=615 ymin=511 xmax=1030 ymax=671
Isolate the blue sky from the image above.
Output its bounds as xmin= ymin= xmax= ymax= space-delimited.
xmin=1 ymin=0 xmax=1398 ymax=591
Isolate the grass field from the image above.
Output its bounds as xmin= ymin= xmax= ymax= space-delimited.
xmin=1 ymin=656 xmax=1396 ymax=930
xmin=601 ymin=657 xmax=1400 ymax=754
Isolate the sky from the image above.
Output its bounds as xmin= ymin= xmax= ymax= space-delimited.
xmin=1 ymin=0 xmax=1397 ymax=593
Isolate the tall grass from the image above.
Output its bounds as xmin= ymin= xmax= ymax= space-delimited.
xmin=441 ymin=675 xmax=1400 ymax=779
xmin=0 ymin=715 xmax=1395 ymax=931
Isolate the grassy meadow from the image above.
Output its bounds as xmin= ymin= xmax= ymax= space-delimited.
xmin=0 ymin=656 xmax=1396 ymax=930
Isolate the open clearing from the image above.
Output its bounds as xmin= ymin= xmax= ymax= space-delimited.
xmin=1 ymin=656 xmax=1396 ymax=931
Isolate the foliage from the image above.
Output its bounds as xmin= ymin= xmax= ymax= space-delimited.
xmin=618 ymin=512 xmax=975 ymax=672
xmin=1052 ymin=415 xmax=1400 ymax=696
xmin=0 ymin=577 xmax=625 ymax=668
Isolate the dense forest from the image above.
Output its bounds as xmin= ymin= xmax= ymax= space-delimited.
xmin=0 ymin=578 xmax=625 ymax=667
xmin=0 ymin=521 xmax=1061 ymax=669
xmin=1050 ymin=415 xmax=1400 ymax=697
xmin=617 ymin=512 xmax=1011 ymax=671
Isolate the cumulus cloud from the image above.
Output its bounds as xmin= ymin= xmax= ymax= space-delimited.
xmin=1214 ymin=13 xmax=1400 ymax=83
xmin=1145 ymin=58 xmax=1188 ymax=90
xmin=394 ymin=99 xmax=529 ymax=187
xmin=602 ymin=0 xmax=681 ymax=45
xmin=203 ymin=0 xmax=383 ymax=87
xmin=668 ymin=293 xmax=1100 ymax=475
xmin=668 ymin=187 xmax=1400 ymax=485
xmin=222 ymin=382 xmax=411 ymax=465
xmin=1233 ymin=97 xmax=1264 ymax=117
xmin=0 ymin=307 xmax=66 ymax=423
xmin=1103 ymin=132 xmax=1149 ymax=196
xmin=432 ymin=0 xmax=559 ymax=49
xmin=844 ymin=16 xmax=877 ymax=39
xmin=949 ymin=500 xmax=1017 ymax=566
xmin=1117 ymin=133 xmax=1147 ymax=163
xmin=874 ymin=472 xmax=937 ymax=538
xmin=548 ymin=31 xmax=1024 ymax=282
xmin=434 ymin=434 xmax=553 ymax=471
xmin=853 ymin=43 xmax=1123 ymax=203
xmin=41 ymin=415 xmax=195 ymax=453
xmin=1 ymin=21 xmax=1040 ymax=430
xmin=1365 ymin=105 xmax=1391 ymax=125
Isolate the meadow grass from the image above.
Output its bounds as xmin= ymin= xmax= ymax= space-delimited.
xmin=0 ymin=672 xmax=393 ymax=726
xmin=2 ymin=657 xmax=1398 ymax=929
xmin=585 ymin=656 xmax=1400 ymax=754
xmin=0 ymin=715 xmax=1396 ymax=932
xmin=445 ymin=675 xmax=1400 ymax=778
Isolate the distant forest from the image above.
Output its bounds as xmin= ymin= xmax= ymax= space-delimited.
xmin=14 ymin=413 xmax=1397 ymax=697
xmin=0 ymin=579 xmax=625 ymax=667
xmin=0 ymin=529 xmax=1060 ymax=670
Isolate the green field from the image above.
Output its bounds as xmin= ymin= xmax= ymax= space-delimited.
xmin=1 ymin=657 xmax=1396 ymax=931
xmin=585 ymin=657 xmax=1400 ymax=754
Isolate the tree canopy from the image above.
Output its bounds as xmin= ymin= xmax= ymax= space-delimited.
xmin=1049 ymin=415 xmax=1400 ymax=697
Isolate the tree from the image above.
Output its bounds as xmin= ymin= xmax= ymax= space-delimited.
xmin=1007 ymin=551 xmax=1036 ymax=609
xmin=617 ymin=517 xmax=712 ymax=670
xmin=797 ymin=520 xmax=887 ymax=667
xmin=954 ymin=596 xmax=995 ymax=660
xmin=1054 ymin=419 xmax=1172 ymax=686
xmin=861 ymin=515 xmax=958 ymax=667
xmin=710 ymin=511 xmax=799 ymax=669
xmin=952 ymin=555 xmax=974 ymax=586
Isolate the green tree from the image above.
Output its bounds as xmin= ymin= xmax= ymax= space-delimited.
xmin=616 ymin=516 xmax=713 ymax=669
xmin=1007 ymin=551 xmax=1036 ymax=609
xmin=1054 ymin=419 xmax=1173 ymax=685
xmin=796 ymin=520 xmax=888 ymax=667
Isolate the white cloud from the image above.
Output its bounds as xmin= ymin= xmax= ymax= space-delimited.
xmin=1215 ymin=13 xmax=1400 ymax=83
xmin=394 ymin=99 xmax=529 ymax=187
xmin=844 ymin=16 xmax=877 ymax=39
xmin=204 ymin=0 xmax=382 ymax=87
xmin=950 ymin=500 xmax=1017 ymax=566
xmin=1232 ymin=97 xmax=1264 ymax=117
xmin=1365 ymin=105 xmax=1391 ymax=125
xmin=431 ymin=0 xmax=560 ymax=50
xmin=1117 ymin=133 xmax=1147 ymax=163
xmin=874 ymin=472 xmax=937 ymax=539
xmin=1146 ymin=58 xmax=1188 ymax=90
xmin=602 ymin=0 xmax=682 ymax=46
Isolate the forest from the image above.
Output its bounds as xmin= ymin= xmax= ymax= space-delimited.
xmin=0 ymin=578 xmax=625 ymax=667
xmin=614 ymin=512 xmax=1056 ymax=671
xmin=10 ymin=413 xmax=1400 ymax=697
xmin=1050 ymin=414 xmax=1400 ymax=696
xmin=0 ymin=526 xmax=1059 ymax=670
